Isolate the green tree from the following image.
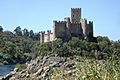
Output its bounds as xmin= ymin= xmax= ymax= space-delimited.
xmin=3 ymin=41 xmax=16 ymax=64
xmin=0 ymin=26 xmax=3 ymax=32
xmin=14 ymin=26 xmax=22 ymax=36
xmin=23 ymin=28 xmax=29 ymax=37
xmin=97 ymin=36 xmax=110 ymax=45
xmin=29 ymin=30 xmax=34 ymax=39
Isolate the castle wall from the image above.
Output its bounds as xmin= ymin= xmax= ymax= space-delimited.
xmin=44 ymin=34 xmax=48 ymax=42
xmin=44 ymin=31 xmax=54 ymax=42
xmin=80 ymin=19 xmax=87 ymax=39
xmin=70 ymin=23 xmax=83 ymax=38
xmin=40 ymin=8 xmax=94 ymax=43
xmin=64 ymin=17 xmax=71 ymax=39
xmin=50 ymin=33 xmax=54 ymax=41
xmin=53 ymin=21 xmax=67 ymax=39
xmin=40 ymin=31 xmax=45 ymax=43
xmin=88 ymin=21 xmax=93 ymax=37
xmin=80 ymin=19 xmax=93 ymax=39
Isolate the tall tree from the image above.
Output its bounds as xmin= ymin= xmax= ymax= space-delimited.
xmin=23 ymin=28 xmax=29 ymax=37
xmin=0 ymin=26 xmax=3 ymax=32
xmin=29 ymin=30 xmax=34 ymax=39
xmin=14 ymin=26 xmax=22 ymax=36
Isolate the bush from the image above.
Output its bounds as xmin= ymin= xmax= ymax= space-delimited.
xmin=16 ymin=63 xmax=27 ymax=71
xmin=38 ymin=37 xmax=120 ymax=60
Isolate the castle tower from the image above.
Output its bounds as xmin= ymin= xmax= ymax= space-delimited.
xmin=71 ymin=8 xmax=81 ymax=23
xmin=64 ymin=17 xmax=71 ymax=28
xmin=88 ymin=21 xmax=93 ymax=37
xmin=64 ymin=17 xmax=71 ymax=39
xmin=80 ymin=18 xmax=87 ymax=39
xmin=53 ymin=21 xmax=57 ymax=39
xmin=40 ymin=31 xmax=45 ymax=43
xmin=47 ymin=30 xmax=51 ymax=42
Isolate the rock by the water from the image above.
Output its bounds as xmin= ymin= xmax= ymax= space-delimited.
xmin=3 ymin=54 xmax=104 ymax=80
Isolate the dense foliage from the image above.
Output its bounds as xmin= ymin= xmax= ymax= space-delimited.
xmin=1 ymin=26 xmax=120 ymax=79
xmin=0 ymin=26 xmax=120 ymax=65
xmin=39 ymin=37 xmax=120 ymax=60
xmin=0 ymin=26 xmax=40 ymax=65
xmin=38 ymin=37 xmax=120 ymax=80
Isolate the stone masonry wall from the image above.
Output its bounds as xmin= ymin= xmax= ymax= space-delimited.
xmin=53 ymin=21 xmax=67 ymax=39
xmin=40 ymin=8 xmax=94 ymax=43
xmin=70 ymin=23 xmax=83 ymax=38
xmin=71 ymin=8 xmax=81 ymax=23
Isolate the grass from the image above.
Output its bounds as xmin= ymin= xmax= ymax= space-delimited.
xmin=47 ymin=56 xmax=120 ymax=80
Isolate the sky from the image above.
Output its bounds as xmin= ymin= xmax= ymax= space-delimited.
xmin=0 ymin=0 xmax=120 ymax=41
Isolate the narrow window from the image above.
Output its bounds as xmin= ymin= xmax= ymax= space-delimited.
xmin=73 ymin=15 xmax=74 ymax=17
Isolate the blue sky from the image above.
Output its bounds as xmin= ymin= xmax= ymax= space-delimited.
xmin=0 ymin=0 xmax=120 ymax=40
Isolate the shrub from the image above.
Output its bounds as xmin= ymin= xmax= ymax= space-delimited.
xmin=16 ymin=63 xmax=27 ymax=71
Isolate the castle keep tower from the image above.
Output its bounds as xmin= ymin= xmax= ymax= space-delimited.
xmin=71 ymin=8 xmax=81 ymax=23
xmin=40 ymin=8 xmax=94 ymax=43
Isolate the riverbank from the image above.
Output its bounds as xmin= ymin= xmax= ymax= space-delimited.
xmin=0 ymin=65 xmax=15 ymax=80
xmin=2 ymin=54 xmax=117 ymax=80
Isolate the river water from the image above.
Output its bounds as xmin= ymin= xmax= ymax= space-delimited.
xmin=0 ymin=65 xmax=15 ymax=79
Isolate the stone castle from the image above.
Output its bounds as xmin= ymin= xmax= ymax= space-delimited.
xmin=40 ymin=8 xmax=94 ymax=43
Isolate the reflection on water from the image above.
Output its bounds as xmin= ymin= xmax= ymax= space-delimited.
xmin=0 ymin=65 xmax=15 ymax=79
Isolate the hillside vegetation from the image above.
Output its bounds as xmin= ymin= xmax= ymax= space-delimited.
xmin=0 ymin=26 xmax=40 ymax=64
xmin=39 ymin=37 xmax=120 ymax=60
xmin=1 ymin=26 xmax=120 ymax=79
xmin=0 ymin=26 xmax=120 ymax=65
xmin=4 ymin=37 xmax=120 ymax=80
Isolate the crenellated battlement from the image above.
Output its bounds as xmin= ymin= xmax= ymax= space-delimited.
xmin=53 ymin=21 xmax=66 ymax=24
xmin=71 ymin=8 xmax=81 ymax=10
xmin=40 ymin=8 xmax=94 ymax=43
xmin=47 ymin=30 xmax=50 ymax=32
xmin=40 ymin=31 xmax=45 ymax=35
xmin=89 ymin=21 xmax=93 ymax=25
xmin=80 ymin=18 xmax=87 ymax=23
xmin=64 ymin=17 xmax=70 ymax=22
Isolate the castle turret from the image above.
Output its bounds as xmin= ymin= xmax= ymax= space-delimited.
xmin=80 ymin=18 xmax=88 ymax=39
xmin=48 ymin=8 xmax=94 ymax=42
xmin=64 ymin=17 xmax=71 ymax=39
xmin=53 ymin=20 xmax=66 ymax=39
xmin=47 ymin=30 xmax=51 ymax=42
xmin=53 ymin=21 xmax=57 ymax=39
xmin=40 ymin=31 xmax=45 ymax=43
xmin=71 ymin=8 xmax=81 ymax=23
xmin=88 ymin=21 xmax=93 ymax=37
xmin=64 ymin=17 xmax=70 ymax=27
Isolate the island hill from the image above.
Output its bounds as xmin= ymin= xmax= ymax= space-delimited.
xmin=40 ymin=8 xmax=95 ymax=43
xmin=1 ymin=8 xmax=120 ymax=80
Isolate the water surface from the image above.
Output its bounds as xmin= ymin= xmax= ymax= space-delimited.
xmin=0 ymin=65 xmax=15 ymax=79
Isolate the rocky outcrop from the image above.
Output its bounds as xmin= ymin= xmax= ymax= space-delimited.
xmin=3 ymin=54 xmax=104 ymax=80
xmin=2 ymin=54 xmax=80 ymax=80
